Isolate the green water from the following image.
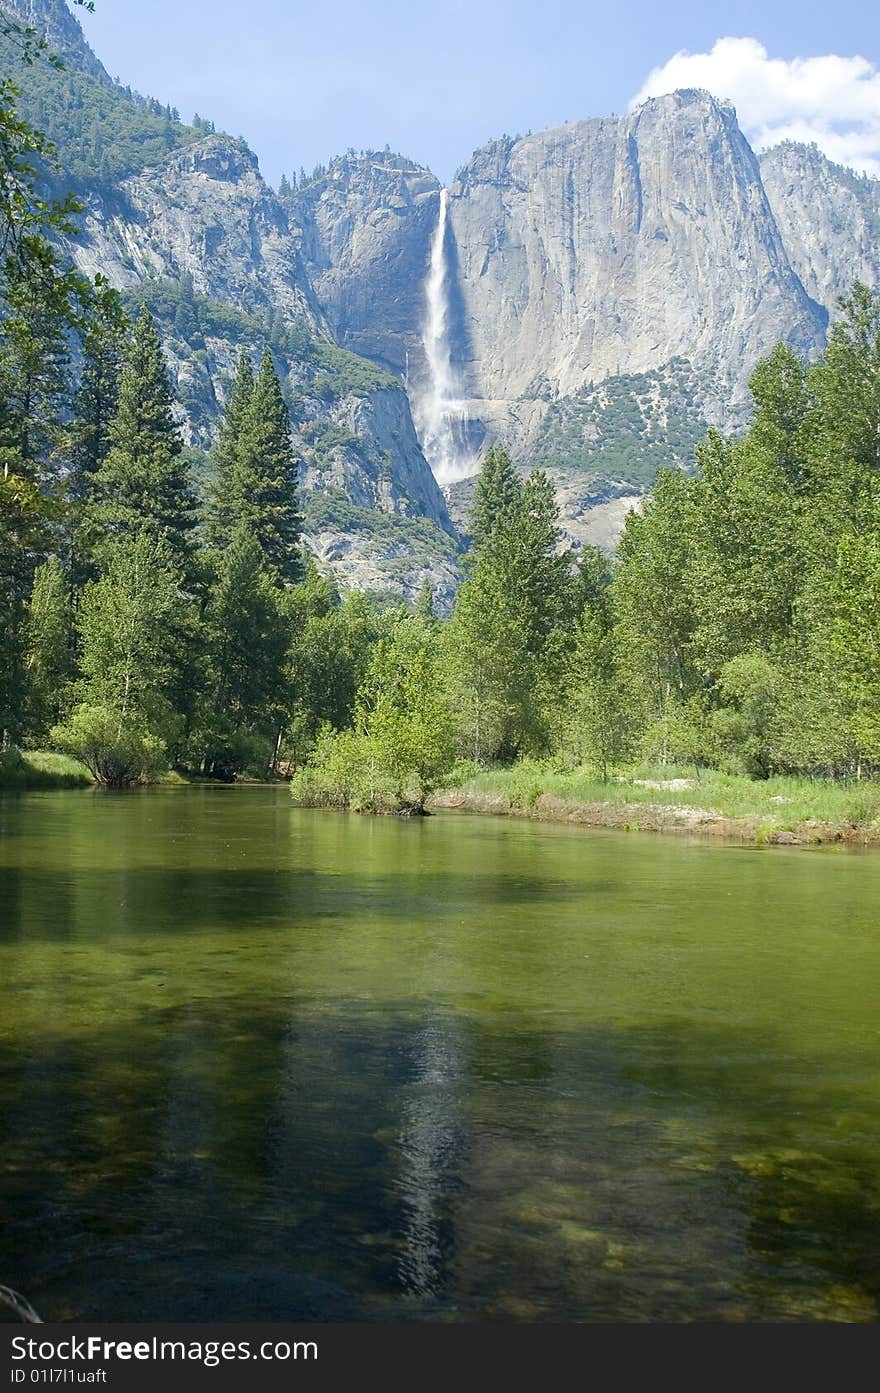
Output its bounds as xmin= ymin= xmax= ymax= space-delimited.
xmin=1 ymin=786 xmax=879 ymax=1322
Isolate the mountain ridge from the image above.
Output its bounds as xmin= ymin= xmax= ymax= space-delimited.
xmin=5 ymin=0 xmax=880 ymax=585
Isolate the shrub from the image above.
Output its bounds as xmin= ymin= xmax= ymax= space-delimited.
xmin=51 ymin=705 xmax=166 ymax=788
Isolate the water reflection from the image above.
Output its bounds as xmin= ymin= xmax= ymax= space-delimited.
xmin=0 ymin=788 xmax=878 ymax=1322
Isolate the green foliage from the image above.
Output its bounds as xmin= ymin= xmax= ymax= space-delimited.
xmin=0 ymin=745 xmax=91 ymax=789
xmin=218 ymin=349 xmax=303 ymax=585
xmin=75 ymin=528 xmax=188 ymax=745
xmin=194 ymin=527 xmax=290 ymax=777
xmin=445 ymin=446 xmax=574 ymax=762
xmin=531 ymin=359 xmax=706 ymax=486
xmin=309 ymin=342 xmax=396 ymax=400
xmin=0 ymin=28 xmax=203 ymax=188
xmin=125 ymin=275 xmax=313 ymax=365
xmin=24 ymin=555 xmax=72 ymax=739
xmin=452 ymin=762 xmax=880 ymax=836
xmin=51 ymin=703 xmax=166 ymax=787
xmin=607 ymin=285 xmax=880 ymax=781
xmin=560 ymin=604 xmax=635 ymax=782
xmin=300 ymin=488 xmax=458 ymax=561
xmin=292 ymin=614 xmax=458 ymax=812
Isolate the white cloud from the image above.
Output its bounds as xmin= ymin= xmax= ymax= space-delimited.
xmin=630 ymin=36 xmax=880 ymax=177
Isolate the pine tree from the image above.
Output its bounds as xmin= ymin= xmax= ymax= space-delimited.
xmin=69 ymin=278 xmax=129 ymax=495
xmin=515 ymin=469 xmax=570 ymax=654
xmin=416 ymin=576 xmax=436 ymax=621
xmin=227 ymin=349 xmax=303 ymax=584
xmin=447 ymin=447 xmax=572 ymax=760
xmin=205 ymin=350 xmax=254 ymax=548
xmin=90 ymin=305 xmax=195 ymax=571
xmin=469 ymin=443 xmax=522 ymax=552
xmin=0 ymin=469 xmax=49 ymax=744
xmin=0 ymin=236 xmax=82 ymax=484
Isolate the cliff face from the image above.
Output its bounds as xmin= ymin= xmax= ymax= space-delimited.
xmin=287 ymin=94 xmax=836 ymax=493
xmin=288 ymin=152 xmax=441 ymax=377
xmin=70 ymin=136 xmax=324 ymax=333
xmin=759 ymin=142 xmax=880 ymax=316
xmin=446 ymin=93 xmax=825 ymax=417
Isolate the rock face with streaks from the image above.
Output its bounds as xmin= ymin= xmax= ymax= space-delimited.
xmin=70 ymin=135 xmax=324 ymax=334
xmin=759 ymin=142 xmax=880 ymax=316
xmin=444 ymin=92 xmax=826 ymax=421
xmin=290 ymin=93 xmax=831 ymax=463
xmin=288 ymin=151 xmax=441 ymax=377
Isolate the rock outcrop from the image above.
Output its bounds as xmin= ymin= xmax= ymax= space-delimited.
xmin=70 ymin=135 xmax=324 ymax=333
xmin=288 ymin=151 xmax=441 ymax=377
xmin=759 ymin=142 xmax=880 ymax=316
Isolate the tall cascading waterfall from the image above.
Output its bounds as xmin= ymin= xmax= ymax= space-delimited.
xmin=413 ymin=188 xmax=475 ymax=485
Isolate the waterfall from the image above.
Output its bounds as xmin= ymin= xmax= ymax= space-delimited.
xmin=413 ymin=189 xmax=474 ymax=485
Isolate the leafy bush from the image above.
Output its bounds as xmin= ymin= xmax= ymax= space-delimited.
xmin=51 ymin=705 xmax=166 ymax=788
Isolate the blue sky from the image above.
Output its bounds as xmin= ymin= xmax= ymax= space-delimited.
xmin=78 ymin=0 xmax=879 ymax=184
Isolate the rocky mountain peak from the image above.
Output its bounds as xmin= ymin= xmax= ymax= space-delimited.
xmin=443 ymin=88 xmax=823 ymax=416
xmin=0 ymin=0 xmax=107 ymax=79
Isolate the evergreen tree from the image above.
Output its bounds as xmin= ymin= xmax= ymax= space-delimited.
xmin=227 ymin=349 xmax=303 ymax=585
xmin=447 ymin=447 xmax=572 ymax=760
xmin=0 ymin=468 xmax=48 ymax=744
xmin=416 ymin=576 xmax=436 ymax=621
xmin=469 ymin=443 xmax=522 ymax=551
xmin=69 ymin=277 xmax=129 ymax=493
xmin=445 ymin=561 xmax=536 ymax=762
xmin=68 ymin=278 xmax=129 ymax=584
xmin=90 ymin=305 xmax=195 ymax=571
xmin=0 ymin=235 xmax=82 ymax=480
xmin=204 ymin=349 xmax=254 ymax=548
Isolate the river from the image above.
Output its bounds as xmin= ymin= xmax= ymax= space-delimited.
xmin=1 ymin=786 xmax=878 ymax=1321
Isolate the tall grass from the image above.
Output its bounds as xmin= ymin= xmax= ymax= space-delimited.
xmin=449 ymin=760 xmax=880 ymax=833
xmin=0 ymin=748 xmax=92 ymax=790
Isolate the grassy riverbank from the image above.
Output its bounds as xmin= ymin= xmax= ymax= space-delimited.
xmin=0 ymin=748 xmax=93 ymax=790
xmin=430 ymin=762 xmax=880 ymax=845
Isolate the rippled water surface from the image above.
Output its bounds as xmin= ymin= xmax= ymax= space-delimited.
xmin=1 ymin=786 xmax=879 ymax=1321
